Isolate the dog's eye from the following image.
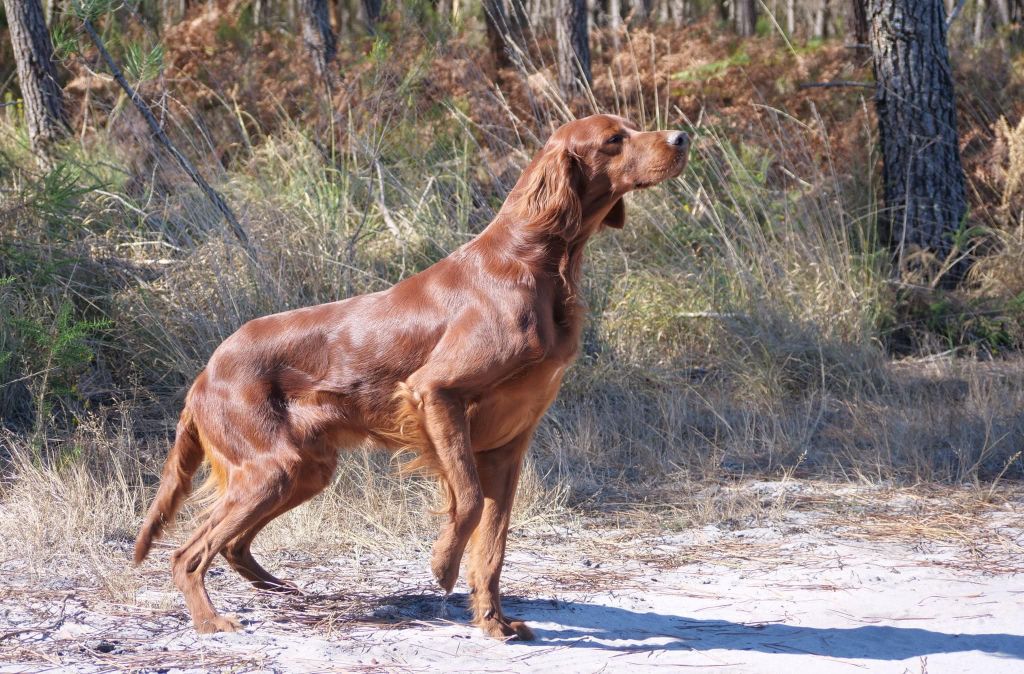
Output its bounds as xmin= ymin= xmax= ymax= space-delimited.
xmin=605 ymin=134 xmax=624 ymax=145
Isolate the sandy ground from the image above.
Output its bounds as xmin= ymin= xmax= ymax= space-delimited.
xmin=2 ymin=482 xmax=1023 ymax=673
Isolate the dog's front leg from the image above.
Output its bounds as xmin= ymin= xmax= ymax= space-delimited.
xmin=419 ymin=387 xmax=483 ymax=593
xmin=467 ymin=431 xmax=535 ymax=640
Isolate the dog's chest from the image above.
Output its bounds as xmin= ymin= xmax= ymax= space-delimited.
xmin=468 ymin=358 xmax=569 ymax=450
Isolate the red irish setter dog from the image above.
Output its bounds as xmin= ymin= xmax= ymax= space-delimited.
xmin=134 ymin=114 xmax=689 ymax=639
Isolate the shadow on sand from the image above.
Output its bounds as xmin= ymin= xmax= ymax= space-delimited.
xmin=362 ymin=592 xmax=1024 ymax=661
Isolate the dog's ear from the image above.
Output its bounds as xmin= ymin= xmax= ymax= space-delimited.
xmin=518 ymin=143 xmax=583 ymax=236
xmin=602 ymin=197 xmax=626 ymax=229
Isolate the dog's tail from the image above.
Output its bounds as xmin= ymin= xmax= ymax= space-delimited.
xmin=133 ymin=406 xmax=206 ymax=565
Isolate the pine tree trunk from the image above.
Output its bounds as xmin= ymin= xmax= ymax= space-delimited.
xmin=3 ymin=0 xmax=68 ymax=160
xmin=812 ymin=0 xmax=829 ymax=38
xmin=735 ymin=0 xmax=757 ymax=35
xmin=609 ymin=0 xmax=622 ymax=30
xmin=670 ymin=0 xmax=685 ymax=26
xmin=556 ymin=0 xmax=590 ymax=98
xmin=483 ymin=0 xmax=512 ymax=69
xmin=850 ymin=0 xmax=868 ymax=43
xmin=301 ymin=0 xmax=337 ymax=88
xmin=974 ymin=0 xmax=987 ymax=45
xmin=362 ymin=0 xmax=381 ymax=28
xmin=43 ymin=0 xmax=60 ymax=24
xmin=870 ymin=0 xmax=968 ymax=285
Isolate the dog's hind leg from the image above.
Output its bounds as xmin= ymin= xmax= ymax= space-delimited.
xmin=220 ymin=510 xmax=298 ymax=593
xmin=467 ymin=431 xmax=534 ymax=640
xmin=222 ymin=459 xmax=335 ymax=593
xmin=171 ymin=465 xmax=295 ymax=633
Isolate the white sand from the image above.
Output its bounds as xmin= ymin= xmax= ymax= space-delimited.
xmin=3 ymin=483 xmax=1023 ymax=673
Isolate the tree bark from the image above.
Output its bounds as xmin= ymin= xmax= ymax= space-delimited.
xmin=670 ymin=0 xmax=685 ymax=26
xmin=162 ymin=0 xmax=189 ymax=29
xmin=608 ymin=0 xmax=622 ymax=28
xmin=362 ymin=0 xmax=381 ymax=28
xmin=850 ymin=0 xmax=868 ymax=43
xmin=3 ymin=0 xmax=69 ymax=160
xmin=43 ymin=0 xmax=60 ymax=24
xmin=786 ymin=0 xmax=796 ymax=34
xmin=483 ymin=0 xmax=512 ymax=69
xmin=556 ymin=0 xmax=590 ymax=98
xmin=300 ymin=0 xmax=337 ymax=87
xmin=735 ymin=0 xmax=757 ymax=35
xmin=974 ymin=0 xmax=987 ymax=45
xmin=870 ymin=0 xmax=968 ymax=285
xmin=812 ymin=0 xmax=830 ymax=38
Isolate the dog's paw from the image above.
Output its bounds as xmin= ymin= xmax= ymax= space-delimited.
xmin=194 ymin=614 xmax=243 ymax=634
xmin=254 ymin=579 xmax=302 ymax=595
xmin=430 ymin=551 xmax=459 ymax=593
xmin=479 ymin=615 xmax=535 ymax=641
xmin=430 ymin=538 xmax=461 ymax=593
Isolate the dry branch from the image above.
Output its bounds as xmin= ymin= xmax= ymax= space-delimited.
xmin=80 ymin=19 xmax=255 ymax=259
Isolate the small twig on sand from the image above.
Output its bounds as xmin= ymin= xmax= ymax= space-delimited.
xmin=0 ymin=595 xmax=69 ymax=643
xmin=80 ymin=19 xmax=255 ymax=260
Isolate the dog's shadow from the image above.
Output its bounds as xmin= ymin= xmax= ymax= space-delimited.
xmin=360 ymin=592 xmax=1024 ymax=661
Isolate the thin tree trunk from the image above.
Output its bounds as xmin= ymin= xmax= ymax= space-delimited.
xmin=974 ymin=0 xmax=986 ymax=44
xmin=870 ymin=0 xmax=968 ymax=285
xmin=483 ymin=0 xmax=513 ymax=69
xmin=850 ymin=0 xmax=868 ymax=43
xmin=556 ymin=0 xmax=590 ymax=98
xmin=43 ymin=0 xmax=59 ymax=23
xmin=812 ymin=0 xmax=829 ymax=38
xmin=362 ymin=0 xmax=381 ymax=28
xmin=162 ymin=0 xmax=189 ymax=30
xmin=301 ymin=0 xmax=337 ymax=88
xmin=609 ymin=0 xmax=622 ymax=29
xmin=786 ymin=0 xmax=796 ymax=34
xmin=993 ymin=0 xmax=1010 ymax=22
xmin=670 ymin=0 xmax=685 ymax=25
xmin=735 ymin=0 xmax=757 ymax=34
xmin=3 ymin=0 xmax=69 ymax=161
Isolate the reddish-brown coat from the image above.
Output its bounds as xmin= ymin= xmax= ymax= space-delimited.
xmin=134 ymin=114 xmax=689 ymax=639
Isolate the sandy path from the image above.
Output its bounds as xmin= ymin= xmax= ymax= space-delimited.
xmin=2 ymin=484 xmax=1023 ymax=673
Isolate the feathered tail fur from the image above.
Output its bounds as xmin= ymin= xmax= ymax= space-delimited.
xmin=133 ymin=407 xmax=206 ymax=564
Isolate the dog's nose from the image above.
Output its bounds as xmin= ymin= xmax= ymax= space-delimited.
xmin=667 ymin=130 xmax=690 ymax=148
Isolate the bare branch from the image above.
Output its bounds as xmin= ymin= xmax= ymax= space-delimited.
xmin=80 ymin=18 xmax=255 ymax=259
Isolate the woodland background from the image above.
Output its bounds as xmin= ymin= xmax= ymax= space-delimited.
xmin=2 ymin=0 xmax=1024 ymax=561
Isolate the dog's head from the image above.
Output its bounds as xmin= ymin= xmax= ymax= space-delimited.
xmin=513 ymin=114 xmax=690 ymax=236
